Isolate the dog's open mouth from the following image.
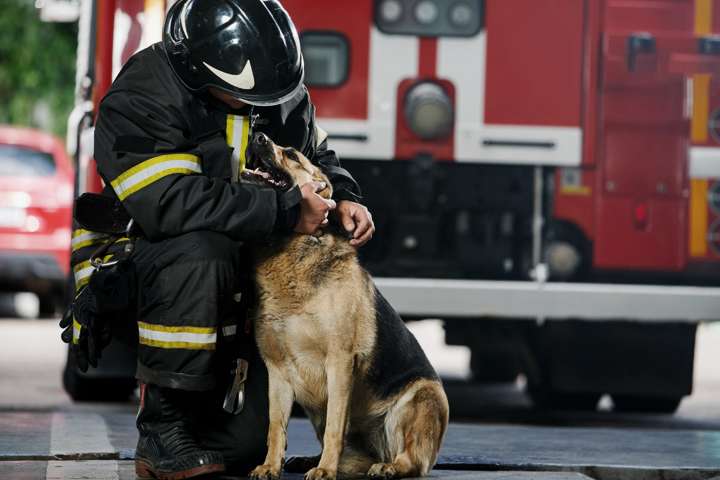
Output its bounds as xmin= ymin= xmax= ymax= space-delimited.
xmin=242 ymin=132 xmax=295 ymax=191
xmin=240 ymin=168 xmax=289 ymax=190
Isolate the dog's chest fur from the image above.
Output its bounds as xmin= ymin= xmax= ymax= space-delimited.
xmin=253 ymin=233 xmax=377 ymax=409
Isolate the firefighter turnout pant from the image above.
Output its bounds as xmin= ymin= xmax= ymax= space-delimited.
xmin=131 ymin=231 xmax=269 ymax=472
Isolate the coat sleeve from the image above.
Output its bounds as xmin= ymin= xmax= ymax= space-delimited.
xmin=94 ymin=90 xmax=284 ymax=242
xmin=276 ymin=87 xmax=363 ymax=203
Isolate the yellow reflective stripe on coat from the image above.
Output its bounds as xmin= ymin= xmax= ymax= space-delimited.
xmin=72 ymin=317 xmax=82 ymax=344
xmin=73 ymin=255 xmax=114 ymax=291
xmin=71 ymin=229 xmax=109 ymax=252
xmin=316 ymin=124 xmax=328 ymax=147
xmin=137 ymin=321 xmax=217 ymax=350
xmin=110 ymin=153 xmax=202 ymax=201
xmin=226 ymin=115 xmax=250 ymax=182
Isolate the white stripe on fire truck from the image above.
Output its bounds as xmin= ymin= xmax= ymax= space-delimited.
xmin=690 ymin=147 xmax=720 ymax=178
xmin=437 ymin=33 xmax=486 ymax=161
xmin=110 ymin=153 xmax=202 ymax=201
xmin=138 ymin=321 xmax=217 ymax=350
xmin=226 ymin=115 xmax=250 ymax=182
xmin=436 ymin=33 xmax=582 ymax=166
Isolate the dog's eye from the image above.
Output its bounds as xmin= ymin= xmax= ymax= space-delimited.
xmin=283 ymin=148 xmax=299 ymax=162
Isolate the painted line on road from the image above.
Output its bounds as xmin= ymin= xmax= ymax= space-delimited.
xmin=49 ymin=412 xmax=116 ymax=457
xmin=46 ymin=412 xmax=119 ymax=479
xmin=46 ymin=460 xmax=119 ymax=479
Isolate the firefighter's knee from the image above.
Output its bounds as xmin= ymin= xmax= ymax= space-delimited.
xmin=133 ymin=231 xmax=245 ymax=389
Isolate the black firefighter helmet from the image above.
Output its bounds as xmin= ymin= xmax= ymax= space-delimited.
xmin=163 ymin=0 xmax=304 ymax=106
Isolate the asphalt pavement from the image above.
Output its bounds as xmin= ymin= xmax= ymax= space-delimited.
xmin=1 ymin=306 xmax=720 ymax=479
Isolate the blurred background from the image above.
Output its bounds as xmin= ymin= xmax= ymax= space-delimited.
xmin=2 ymin=0 xmax=720 ymax=429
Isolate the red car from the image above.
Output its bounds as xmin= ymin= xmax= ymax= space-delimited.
xmin=0 ymin=126 xmax=74 ymax=315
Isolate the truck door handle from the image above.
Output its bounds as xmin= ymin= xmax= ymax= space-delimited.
xmin=698 ymin=35 xmax=720 ymax=55
xmin=626 ymin=32 xmax=656 ymax=72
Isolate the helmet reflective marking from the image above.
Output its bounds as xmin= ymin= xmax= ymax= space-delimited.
xmin=203 ymin=60 xmax=256 ymax=90
xmin=180 ymin=1 xmax=191 ymax=38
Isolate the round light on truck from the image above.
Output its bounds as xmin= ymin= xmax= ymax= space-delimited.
xmin=414 ymin=0 xmax=439 ymax=24
xmin=404 ymin=82 xmax=454 ymax=140
xmin=380 ymin=0 xmax=403 ymax=23
xmin=449 ymin=2 xmax=474 ymax=27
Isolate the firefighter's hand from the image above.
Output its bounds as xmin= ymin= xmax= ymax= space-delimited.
xmin=335 ymin=201 xmax=374 ymax=247
xmin=296 ymin=181 xmax=336 ymax=235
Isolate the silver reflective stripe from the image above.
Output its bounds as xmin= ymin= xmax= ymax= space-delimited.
xmin=139 ymin=328 xmax=217 ymax=344
xmin=71 ymin=229 xmax=108 ymax=252
xmin=137 ymin=321 xmax=217 ymax=350
xmin=73 ymin=265 xmax=94 ymax=289
xmin=110 ymin=154 xmax=201 ymax=201
xmin=222 ymin=325 xmax=238 ymax=337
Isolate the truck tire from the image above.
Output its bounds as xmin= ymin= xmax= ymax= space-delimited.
xmin=612 ymin=395 xmax=682 ymax=414
xmin=470 ymin=346 xmax=520 ymax=382
xmin=527 ymin=320 xmax=695 ymax=415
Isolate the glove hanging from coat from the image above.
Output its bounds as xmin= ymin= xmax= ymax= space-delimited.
xmin=60 ymin=258 xmax=136 ymax=372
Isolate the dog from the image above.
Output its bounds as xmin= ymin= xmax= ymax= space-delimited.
xmin=243 ymin=132 xmax=449 ymax=480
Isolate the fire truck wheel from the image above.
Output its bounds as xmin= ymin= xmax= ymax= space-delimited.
xmin=529 ymin=389 xmax=601 ymax=412
xmin=470 ymin=347 xmax=521 ymax=382
xmin=612 ymin=395 xmax=682 ymax=414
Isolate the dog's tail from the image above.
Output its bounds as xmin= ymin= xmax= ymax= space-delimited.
xmin=383 ymin=379 xmax=449 ymax=477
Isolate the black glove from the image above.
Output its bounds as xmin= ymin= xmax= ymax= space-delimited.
xmin=60 ymin=259 xmax=136 ymax=372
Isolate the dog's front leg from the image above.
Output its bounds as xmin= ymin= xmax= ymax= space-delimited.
xmin=306 ymin=353 xmax=355 ymax=480
xmin=250 ymin=363 xmax=295 ymax=480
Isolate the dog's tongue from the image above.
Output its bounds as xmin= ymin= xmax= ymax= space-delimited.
xmin=245 ymin=168 xmax=270 ymax=179
xmin=241 ymin=168 xmax=271 ymax=181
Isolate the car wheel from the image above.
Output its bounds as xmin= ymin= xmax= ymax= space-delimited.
xmin=530 ymin=389 xmax=600 ymax=411
xmin=63 ymin=349 xmax=137 ymax=402
xmin=38 ymin=295 xmax=58 ymax=318
xmin=612 ymin=395 xmax=682 ymax=414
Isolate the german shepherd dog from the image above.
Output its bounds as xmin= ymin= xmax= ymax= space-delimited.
xmin=242 ymin=133 xmax=449 ymax=480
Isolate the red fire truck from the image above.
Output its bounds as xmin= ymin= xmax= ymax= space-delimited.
xmin=62 ymin=0 xmax=720 ymax=412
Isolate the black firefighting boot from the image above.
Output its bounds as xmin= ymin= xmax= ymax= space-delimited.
xmin=135 ymin=383 xmax=225 ymax=480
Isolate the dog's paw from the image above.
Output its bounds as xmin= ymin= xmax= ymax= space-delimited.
xmin=367 ymin=463 xmax=398 ymax=479
xmin=304 ymin=466 xmax=336 ymax=480
xmin=250 ymin=464 xmax=282 ymax=480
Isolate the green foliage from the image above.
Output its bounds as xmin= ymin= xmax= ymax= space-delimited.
xmin=0 ymin=0 xmax=78 ymax=138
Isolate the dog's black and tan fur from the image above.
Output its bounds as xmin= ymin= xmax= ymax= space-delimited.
xmin=245 ymin=134 xmax=449 ymax=480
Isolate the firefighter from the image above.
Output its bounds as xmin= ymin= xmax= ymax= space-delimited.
xmin=68 ymin=0 xmax=373 ymax=478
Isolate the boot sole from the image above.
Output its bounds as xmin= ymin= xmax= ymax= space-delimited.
xmin=135 ymin=459 xmax=225 ymax=480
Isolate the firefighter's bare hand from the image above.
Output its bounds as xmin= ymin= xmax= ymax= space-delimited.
xmin=295 ymin=181 xmax=336 ymax=235
xmin=335 ymin=201 xmax=374 ymax=247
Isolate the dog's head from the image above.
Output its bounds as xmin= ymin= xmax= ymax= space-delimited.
xmin=243 ymin=132 xmax=332 ymax=199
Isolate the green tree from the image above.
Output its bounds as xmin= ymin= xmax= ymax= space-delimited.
xmin=0 ymin=0 xmax=77 ymax=138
